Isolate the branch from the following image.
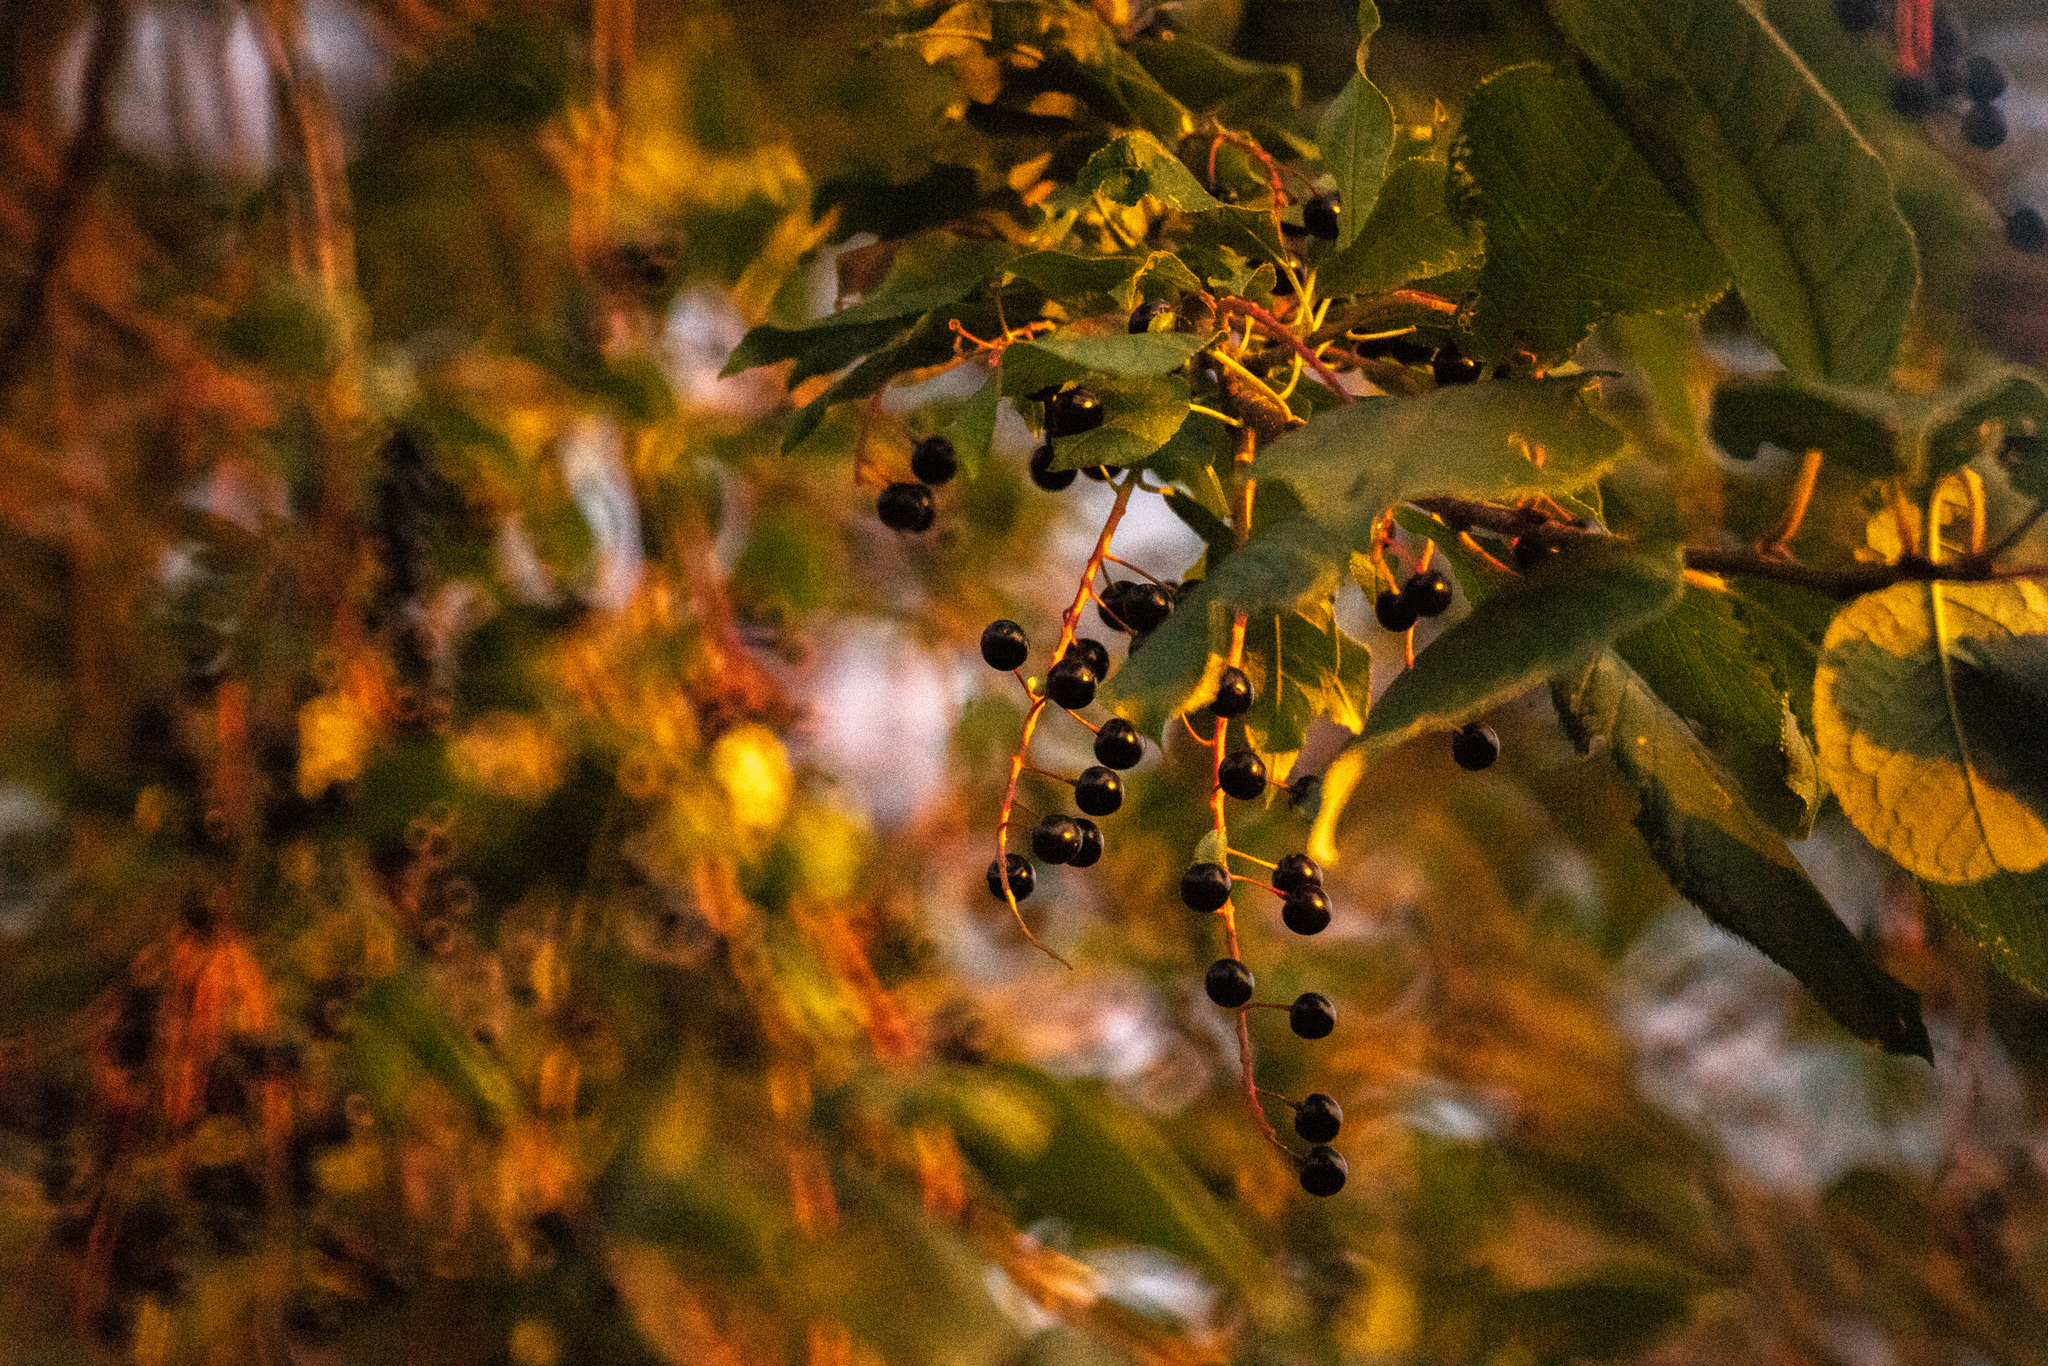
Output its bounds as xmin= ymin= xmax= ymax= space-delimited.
xmin=1216 ymin=297 xmax=1352 ymax=404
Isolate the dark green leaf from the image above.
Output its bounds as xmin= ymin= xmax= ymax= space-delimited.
xmin=1242 ymin=605 xmax=1373 ymax=758
xmin=783 ymin=310 xmax=962 ymax=452
xmin=1923 ymin=870 xmax=2048 ymax=996
xmin=1003 ymin=251 xmax=1150 ymax=317
xmin=1619 ymin=586 xmax=1787 ymax=748
xmin=1547 ymin=0 xmax=1917 ymax=386
xmin=813 ymin=164 xmax=985 ymax=243
xmin=1554 ymin=651 xmax=1932 ymax=1059
xmin=1921 ymin=369 xmax=2048 ymax=485
xmin=1000 ymin=330 xmax=1206 ymax=388
xmin=1055 ymin=131 xmax=1218 ymax=214
xmin=1316 ymin=74 xmax=1395 ymax=247
xmin=1047 ymin=375 xmax=1192 ymax=471
xmin=1707 ymin=373 xmax=1898 ymax=474
xmin=1321 ymin=158 xmax=1480 ymax=298
xmin=1131 ymin=34 xmax=1300 ymax=117
xmin=943 ymin=367 xmax=1003 ymax=479
xmin=353 ymin=971 xmax=519 ymax=1127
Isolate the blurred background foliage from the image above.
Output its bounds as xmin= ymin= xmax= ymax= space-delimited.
xmin=2 ymin=1 xmax=2048 ymax=1363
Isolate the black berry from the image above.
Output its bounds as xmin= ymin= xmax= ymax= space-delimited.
xmin=1965 ymin=55 xmax=2006 ymax=102
xmin=2007 ymin=207 xmax=2047 ymax=253
xmin=1093 ymin=718 xmax=1144 ymax=769
xmin=877 ymin=482 xmax=935 ymax=533
xmin=1294 ymin=1093 xmax=1343 ymax=1144
xmin=1218 ymin=750 xmax=1268 ymax=801
xmin=1289 ymin=991 xmax=1336 ymax=1039
xmin=1299 ymin=1145 xmax=1347 ymax=1196
xmin=1045 ymin=388 xmax=1106 ymax=439
xmin=1065 ymin=636 xmax=1111 ymax=679
xmin=1451 ymin=722 xmax=1500 ymax=771
xmin=1082 ymin=463 xmax=1112 ymax=482
xmin=986 ymin=854 xmax=1035 ymax=902
xmin=1374 ymin=590 xmax=1418 ymax=633
xmin=1272 ymin=853 xmax=1322 ymax=896
xmin=1432 ymin=346 xmax=1482 ymax=385
xmin=1963 ymin=100 xmax=2007 ymax=151
xmin=1120 ymin=583 xmax=1173 ymax=634
xmin=1097 ymin=580 xmax=1139 ymax=631
xmin=1302 ymin=193 xmax=1341 ymax=241
xmin=1074 ymin=765 xmax=1124 ymax=816
xmin=1401 ymin=569 xmax=1454 ymax=618
xmin=1282 ymin=888 xmax=1331 ymax=935
xmin=1271 ymin=254 xmax=1303 ymax=297
xmin=1834 ymin=0 xmax=1881 ymax=32
xmin=1030 ymin=444 xmax=1077 ymax=491
xmin=1204 ymin=957 xmax=1254 ymax=1007
xmin=1210 ymin=667 xmax=1254 ymax=718
xmin=981 ymin=619 xmax=1029 ymax=671
xmin=1045 ymin=658 xmax=1098 ymax=710
xmin=1889 ymin=72 xmax=1934 ymax=118
xmin=1128 ymin=300 xmax=1173 ymax=334
xmin=1181 ymin=862 xmax=1234 ymax=913
xmin=1511 ymin=535 xmax=1560 ymax=570
xmin=1031 ymin=814 xmax=1083 ymax=865
xmin=910 ymin=435 xmax=958 ymax=485
xmin=1068 ymin=817 xmax=1104 ymax=868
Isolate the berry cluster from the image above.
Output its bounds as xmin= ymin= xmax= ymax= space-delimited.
xmin=876 ymin=435 xmax=959 ymax=532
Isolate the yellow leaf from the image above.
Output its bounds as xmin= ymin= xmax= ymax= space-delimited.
xmin=711 ymin=723 xmax=792 ymax=844
xmin=297 ymin=693 xmax=374 ymax=799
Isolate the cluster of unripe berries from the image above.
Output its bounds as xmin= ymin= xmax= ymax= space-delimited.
xmin=876 ymin=435 xmax=960 ymax=532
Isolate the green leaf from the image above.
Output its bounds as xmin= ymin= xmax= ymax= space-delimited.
xmin=1004 ymin=250 xmax=1149 ymax=317
xmin=1054 ymin=130 xmax=1218 ymax=215
xmin=782 ymin=310 xmax=961 ymax=452
xmin=1813 ymin=579 xmax=2048 ymax=884
xmin=1546 ymin=0 xmax=1917 ymax=386
xmin=1555 ymin=651 xmax=1932 ymax=1059
xmin=1619 ymin=585 xmax=1788 ymax=748
xmin=1453 ymin=64 xmax=1729 ymax=363
xmin=1000 ymin=330 xmax=1206 ymax=390
xmin=1047 ymin=375 xmax=1192 ymax=471
xmin=1316 ymin=74 xmax=1395 ymax=248
xmin=1355 ymin=1 xmax=1382 ymax=73
xmin=1707 ymin=374 xmax=1897 ymax=474
xmin=1922 ymin=869 xmax=2048 ymax=996
xmin=942 ymin=367 xmax=1003 ymax=479
xmin=1130 ymin=34 xmax=1300 ymax=117
xmin=1241 ymin=605 xmax=1373 ymax=760
xmin=352 ymin=971 xmax=519 ymax=1127
xmin=1365 ymin=538 xmax=1684 ymax=749
xmin=1484 ymin=1274 xmax=1693 ymax=1364
xmin=1321 ymin=158 xmax=1479 ymax=298
xmin=1254 ymin=377 xmax=1624 ymax=548
xmin=1921 ymin=369 xmax=2048 ymax=485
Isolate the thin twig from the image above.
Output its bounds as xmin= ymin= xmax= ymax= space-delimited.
xmin=1217 ymin=297 xmax=1352 ymax=403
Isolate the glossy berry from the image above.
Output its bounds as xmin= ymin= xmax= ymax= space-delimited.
xmin=1045 ymin=658 xmax=1098 ymax=710
xmin=1889 ymin=73 xmax=1934 ymax=118
xmin=1097 ymin=580 xmax=1139 ymax=631
xmin=1272 ymin=853 xmax=1322 ymax=896
xmin=1093 ymin=718 xmax=1144 ymax=769
xmin=1210 ymin=666 xmax=1254 ymax=718
xmin=1432 ymin=346 xmax=1482 ymax=385
xmin=1074 ymin=765 xmax=1124 ymax=816
xmin=1294 ymin=1092 xmax=1343 ymax=1144
xmin=1302 ymin=193 xmax=1341 ymax=241
xmin=1299 ymin=1145 xmax=1347 ymax=1197
xmin=1966 ymin=55 xmax=2007 ymax=102
xmin=980 ymin=619 xmax=1029 ymax=671
xmin=1282 ymin=888 xmax=1331 ymax=936
xmin=1271 ymin=254 xmax=1303 ymax=297
xmin=1181 ymin=862 xmax=1234 ymax=913
xmin=1045 ymin=388 xmax=1106 ymax=439
xmin=1289 ymin=991 xmax=1337 ymax=1039
xmin=1217 ymin=750 xmax=1268 ymax=801
xmin=1030 ymin=443 xmax=1077 ymax=492
xmin=1068 ymin=817 xmax=1104 ymax=869
xmin=1374 ymin=590 xmax=1419 ymax=633
xmin=986 ymin=854 xmax=1034 ymax=902
xmin=1834 ymin=0 xmax=1880 ymax=31
xmin=1451 ymin=722 xmax=1500 ymax=771
xmin=1402 ymin=569 xmax=1454 ymax=618
xmin=2007 ymin=207 xmax=2047 ymax=253
xmin=1066 ymin=636 xmax=1112 ymax=679
xmin=1118 ymin=583 xmax=1173 ymax=634
xmin=1963 ymin=101 xmax=2008 ymax=151
xmin=1512 ymin=535 xmax=1560 ymax=571
xmin=911 ymin=436 xmax=957 ymax=485
xmin=1204 ymin=958 xmax=1255 ymax=1008
xmin=1031 ymin=814 xmax=1083 ymax=865
xmin=877 ymin=482 xmax=935 ymax=533
xmin=1128 ymin=300 xmax=1173 ymax=334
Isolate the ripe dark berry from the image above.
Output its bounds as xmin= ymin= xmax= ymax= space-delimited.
xmin=981 ymin=619 xmax=1029 ymax=671
xmin=1128 ymin=300 xmax=1173 ymax=334
xmin=1066 ymin=636 xmax=1112 ymax=679
xmin=1432 ymin=346 xmax=1482 ymax=385
xmin=1295 ymin=1093 xmax=1343 ymax=1144
xmin=910 ymin=435 xmax=958 ymax=485
xmin=1074 ymin=765 xmax=1124 ymax=816
xmin=1031 ymin=814 xmax=1083 ymax=865
xmin=1299 ymin=1145 xmax=1347 ymax=1197
xmin=1068 ymin=817 xmax=1103 ymax=868
xmin=1081 ymin=463 xmax=1112 ymax=482
xmin=1030 ymin=444 xmax=1076 ymax=491
xmin=1045 ymin=388 xmax=1106 ymax=438
xmin=1272 ymin=853 xmax=1322 ymax=896
xmin=1093 ymin=718 xmax=1144 ymax=770
xmin=1889 ymin=72 xmax=1934 ymax=118
xmin=1511 ymin=535 xmax=1560 ymax=570
xmin=1374 ymin=590 xmax=1419 ymax=633
xmin=1271 ymin=254 xmax=1303 ymax=297
xmin=986 ymin=854 xmax=1035 ymax=902
xmin=877 ymin=482 xmax=935 ymax=533
xmin=1045 ymin=658 xmax=1098 ymax=710
xmin=1218 ymin=749 xmax=1268 ymax=801
xmin=1204 ymin=958 xmax=1254 ymax=1008
xmin=1181 ymin=862 xmax=1234 ymax=913
xmin=1302 ymin=193 xmax=1341 ymax=241
xmin=1289 ymin=991 xmax=1337 ymax=1039
xmin=2008 ymin=207 xmax=2048 ymax=253
xmin=1834 ymin=0 xmax=1881 ymax=32
xmin=1097 ymin=580 xmax=1139 ymax=631
xmin=1282 ymin=887 xmax=1331 ymax=935
xmin=1401 ymin=569 xmax=1454 ymax=618
xmin=1963 ymin=100 xmax=2008 ymax=151
xmin=1451 ymin=722 xmax=1500 ymax=771
xmin=1966 ymin=55 xmax=2007 ymax=102
xmin=1210 ymin=666 xmax=1254 ymax=718
xmin=1122 ymin=583 xmax=1173 ymax=634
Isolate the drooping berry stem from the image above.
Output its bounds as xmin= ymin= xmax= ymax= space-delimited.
xmin=1217 ymin=297 xmax=1352 ymax=404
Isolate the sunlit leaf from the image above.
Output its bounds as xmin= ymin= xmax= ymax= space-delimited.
xmin=1321 ymin=157 xmax=1479 ymax=298
xmin=1316 ymin=74 xmax=1395 ymax=248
